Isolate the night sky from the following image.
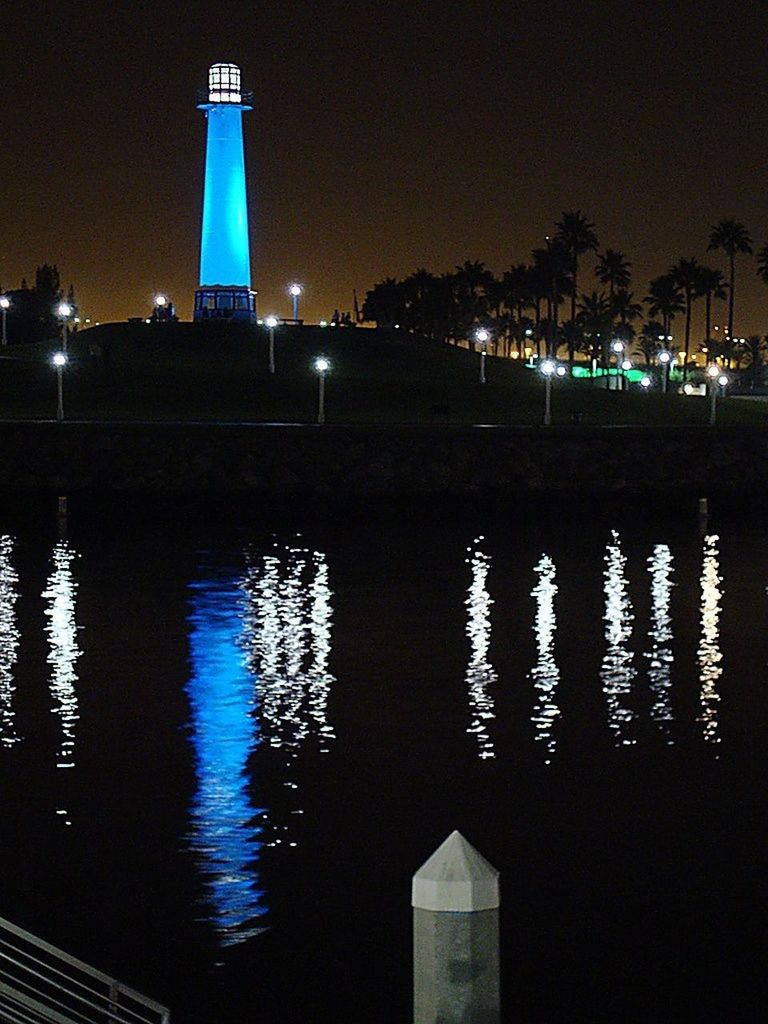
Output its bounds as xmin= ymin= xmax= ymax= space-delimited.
xmin=3 ymin=1 xmax=768 ymax=331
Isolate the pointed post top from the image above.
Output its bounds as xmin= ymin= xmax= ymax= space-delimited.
xmin=412 ymin=830 xmax=500 ymax=912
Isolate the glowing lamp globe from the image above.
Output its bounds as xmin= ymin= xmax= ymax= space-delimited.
xmin=683 ymin=382 xmax=694 ymax=395
xmin=52 ymin=352 xmax=68 ymax=368
xmin=556 ymin=366 xmax=567 ymax=377
xmin=265 ymin=315 xmax=279 ymax=329
xmin=155 ymin=294 xmax=167 ymax=307
xmin=640 ymin=376 xmax=651 ymax=389
xmin=659 ymin=350 xmax=671 ymax=364
xmin=718 ymin=374 xmax=729 ymax=388
xmin=541 ymin=359 xmax=556 ymax=377
xmin=314 ymin=357 xmax=330 ymax=374
xmin=0 ymin=297 xmax=9 ymax=310
xmin=289 ymin=284 xmax=303 ymax=297
xmin=611 ymin=340 xmax=624 ymax=354
xmin=57 ymin=303 xmax=72 ymax=318
xmin=475 ymin=328 xmax=490 ymax=344
xmin=707 ymin=365 xmax=720 ymax=379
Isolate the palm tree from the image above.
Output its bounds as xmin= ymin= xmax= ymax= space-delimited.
xmin=636 ymin=320 xmax=669 ymax=365
xmin=611 ymin=288 xmax=642 ymax=328
xmin=757 ymin=243 xmax=768 ymax=284
xmin=533 ymin=238 xmax=572 ymax=357
xmin=695 ymin=265 xmax=727 ymax=357
xmin=526 ymin=263 xmax=549 ymax=357
xmin=452 ymin=261 xmax=495 ymax=346
xmin=362 ymin=277 xmax=407 ymax=327
xmin=555 ymin=211 xmax=599 ymax=361
xmin=502 ymin=264 xmax=534 ymax=358
xmin=707 ymin=219 xmax=753 ymax=342
xmin=669 ymin=258 xmax=702 ymax=378
xmin=595 ymin=249 xmax=631 ymax=303
xmin=735 ymin=335 xmax=768 ymax=388
xmin=577 ymin=290 xmax=613 ymax=369
xmin=646 ymin=274 xmax=685 ymax=338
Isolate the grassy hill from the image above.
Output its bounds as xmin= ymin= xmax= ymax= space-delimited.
xmin=1 ymin=320 xmax=767 ymax=426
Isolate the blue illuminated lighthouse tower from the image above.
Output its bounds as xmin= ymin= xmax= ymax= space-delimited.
xmin=194 ymin=63 xmax=257 ymax=323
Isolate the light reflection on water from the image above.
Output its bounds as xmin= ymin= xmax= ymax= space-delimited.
xmin=241 ymin=544 xmax=336 ymax=761
xmin=186 ymin=573 xmax=267 ymax=947
xmin=186 ymin=542 xmax=336 ymax=946
xmin=601 ymin=531 xmax=637 ymax=747
xmin=42 ymin=541 xmax=82 ymax=771
xmin=529 ymin=554 xmax=561 ymax=762
xmin=0 ymin=536 xmax=21 ymax=748
xmin=697 ymin=535 xmax=723 ymax=745
xmin=464 ymin=539 xmax=497 ymax=759
xmin=646 ymin=545 xmax=675 ymax=741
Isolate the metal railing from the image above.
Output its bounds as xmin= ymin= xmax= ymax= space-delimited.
xmin=0 ymin=915 xmax=170 ymax=1024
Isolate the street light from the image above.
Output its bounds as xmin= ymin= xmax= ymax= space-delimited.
xmin=314 ymin=356 xmax=330 ymax=423
xmin=288 ymin=283 xmax=303 ymax=322
xmin=707 ymin=364 xmax=721 ymax=425
xmin=52 ymin=352 xmax=68 ymax=421
xmin=264 ymin=315 xmax=279 ymax=374
xmin=57 ymin=302 xmax=72 ymax=354
xmin=658 ymin=349 xmax=672 ymax=393
xmin=611 ymin=339 xmax=624 ymax=391
xmin=0 ymin=296 xmax=9 ymax=347
xmin=475 ymin=327 xmax=490 ymax=384
xmin=155 ymin=294 xmax=167 ymax=308
xmin=640 ymin=375 xmax=652 ymax=390
xmin=541 ymin=358 xmax=557 ymax=425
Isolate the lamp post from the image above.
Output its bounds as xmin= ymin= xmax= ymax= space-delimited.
xmin=614 ymin=342 xmax=626 ymax=393
xmin=640 ymin=375 xmax=651 ymax=391
xmin=0 ymin=296 xmax=9 ymax=346
xmin=541 ymin=358 xmax=557 ymax=425
xmin=658 ymin=349 xmax=671 ymax=393
xmin=475 ymin=328 xmax=490 ymax=384
xmin=265 ymin=315 xmax=279 ymax=374
xmin=289 ymin=283 xmax=303 ymax=322
xmin=52 ymin=352 xmax=68 ymax=421
xmin=314 ymin=357 xmax=330 ymax=423
xmin=57 ymin=302 xmax=72 ymax=355
xmin=706 ymin=364 xmax=722 ymax=425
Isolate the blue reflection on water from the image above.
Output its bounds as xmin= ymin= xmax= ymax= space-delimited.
xmin=186 ymin=573 xmax=267 ymax=946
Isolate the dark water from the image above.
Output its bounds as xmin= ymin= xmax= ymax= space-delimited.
xmin=1 ymin=497 xmax=767 ymax=1023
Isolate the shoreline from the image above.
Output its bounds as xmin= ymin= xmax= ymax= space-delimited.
xmin=2 ymin=420 xmax=768 ymax=496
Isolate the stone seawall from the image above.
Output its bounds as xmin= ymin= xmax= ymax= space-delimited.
xmin=1 ymin=421 xmax=768 ymax=495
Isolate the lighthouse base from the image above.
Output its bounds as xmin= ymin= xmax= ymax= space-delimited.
xmin=194 ymin=287 xmax=257 ymax=324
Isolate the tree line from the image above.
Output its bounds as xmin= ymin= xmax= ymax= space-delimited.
xmin=361 ymin=213 xmax=768 ymax=381
xmin=0 ymin=265 xmax=78 ymax=346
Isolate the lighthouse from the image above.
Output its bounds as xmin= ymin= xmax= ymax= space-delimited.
xmin=194 ymin=63 xmax=257 ymax=323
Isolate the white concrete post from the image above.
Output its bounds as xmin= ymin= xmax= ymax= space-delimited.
xmin=412 ymin=830 xmax=500 ymax=1024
